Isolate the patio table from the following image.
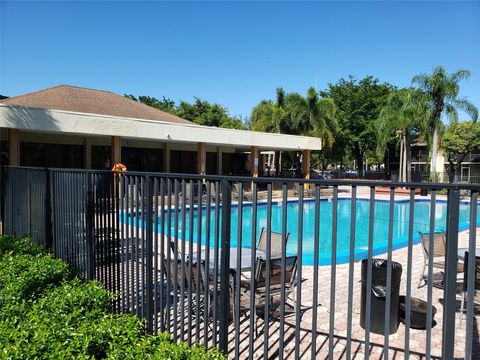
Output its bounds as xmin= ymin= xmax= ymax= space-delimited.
xmin=190 ymin=248 xmax=266 ymax=273
xmin=457 ymin=248 xmax=480 ymax=260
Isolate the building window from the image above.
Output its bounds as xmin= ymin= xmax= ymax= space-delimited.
xmin=91 ymin=145 xmax=111 ymax=170
xmin=122 ymin=147 xmax=163 ymax=172
xmin=0 ymin=140 xmax=8 ymax=165
xmin=206 ymin=152 xmax=217 ymax=175
xmin=20 ymin=142 xmax=84 ymax=168
xmin=170 ymin=150 xmax=196 ymax=174
xmin=222 ymin=153 xmax=248 ymax=175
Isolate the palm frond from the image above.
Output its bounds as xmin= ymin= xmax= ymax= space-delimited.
xmin=450 ymin=69 xmax=471 ymax=83
xmin=451 ymin=98 xmax=479 ymax=122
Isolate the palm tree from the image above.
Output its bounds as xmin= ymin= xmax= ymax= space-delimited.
xmin=306 ymin=87 xmax=337 ymax=151
xmin=412 ymin=66 xmax=478 ymax=179
xmin=376 ymin=89 xmax=430 ymax=182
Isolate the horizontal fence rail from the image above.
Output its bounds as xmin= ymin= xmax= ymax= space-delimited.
xmin=1 ymin=165 xmax=479 ymax=359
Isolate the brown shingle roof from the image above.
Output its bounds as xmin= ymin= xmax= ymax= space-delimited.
xmin=0 ymin=85 xmax=192 ymax=125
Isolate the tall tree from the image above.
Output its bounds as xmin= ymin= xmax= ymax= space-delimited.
xmin=176 ymin=97 xmax=246 ymax=129
xmin=412 ymin=66 xmax=478 ymax=178
xmin=376 ymin=88 xmax=430 ymax=181
xmin=320 ymin=76 xmax=393 ymax=176
xmin=124 ymin=94 xmax=245 ymax=129
xmin=442 ymin=121 xmax=480 ymax=182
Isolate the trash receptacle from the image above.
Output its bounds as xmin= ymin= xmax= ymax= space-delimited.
xmin=360 ymin=258 xmax=402 ymax=335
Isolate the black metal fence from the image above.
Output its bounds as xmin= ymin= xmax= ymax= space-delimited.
xmin=1 ymin=166 xmax=479 ymax=359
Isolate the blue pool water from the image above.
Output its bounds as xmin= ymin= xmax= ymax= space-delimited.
xmin=128 ymin=198 xmax=480 ymax=265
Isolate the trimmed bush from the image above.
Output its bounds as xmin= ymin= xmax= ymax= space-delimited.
xmin=0 ymin=235 xmax=45 ymax=258
xmin=0 ymin=236 xmax=226 ymax=360
xmin=0 ymin=253 xmax=70 ymax=310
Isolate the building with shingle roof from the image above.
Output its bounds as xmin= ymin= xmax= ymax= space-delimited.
xmin=0 ymin=85 xmax=321 ymax=178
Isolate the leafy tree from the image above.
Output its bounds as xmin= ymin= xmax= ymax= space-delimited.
xmin=138 ymin=95 xmax=176 ymax=113
xmin=442 ymin=121 xmax=480 ymax=182
xmin=124 ymin=94 xmax=245 ymax=129
xmin=412 ymin=66 xmax=478 ymax=177
xmin=176 ymin=97 xmax=246 ymax=129
xmin=376 ymin=88 xmax=430 ymax=181
xmin=306 ymin=88 xmax=337 ymax=149
xmin=320 ymin=76 xmax=394 ymax=176
xmin=249 ymin=100 xmax=278 ymax=132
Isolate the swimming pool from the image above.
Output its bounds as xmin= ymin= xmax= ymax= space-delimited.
xmin=128 ymin=198 xmax=480 ymax=266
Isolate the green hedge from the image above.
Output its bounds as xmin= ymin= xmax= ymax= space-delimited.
xmin=0 ymin=236 xmax=225 ymax=360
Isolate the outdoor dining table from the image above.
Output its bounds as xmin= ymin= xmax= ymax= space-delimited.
xmin=189 ymin=248 xmax=266 ymax=273
xmin=457 ymin=248 xmax=480 ymax=260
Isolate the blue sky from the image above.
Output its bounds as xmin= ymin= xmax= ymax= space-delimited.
xmin=1 ymin=1 xmax=479 ymax=120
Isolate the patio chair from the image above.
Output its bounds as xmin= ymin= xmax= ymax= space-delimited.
xmin=257 ymin=227 xmax=290 ymax=259
xmin=418 ymin=231 xmax=463 ymax=288
xmin=234 ymin=255 xmax=298 ymax=335
xmin=459 ymin=251 xmax=480 ymax=323
xmin=162 ymin=241 xmax=209 ymax=320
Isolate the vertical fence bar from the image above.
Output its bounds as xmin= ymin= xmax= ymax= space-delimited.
xmin=404 ymin=188 xmax=415 ymax=358
xmin=383 ymin=187 xmax=395 ymax=358
xmin=45 ymin=170 xmax=53 ymax=251
xmin=145 ymin=175 xmax=154 ymax=333
xmin=180 ymin=179 xmax=187 ymax=342
xmin=115 ymin=173 xmax=121 ymax=312
xmin=141 ymin=177 xmax=146 ymax=319
xmin=129 ymin=176 xmax=134 ymax=314
xmin=195 ymin=179 xmax=202 ymax=342
xmin=263 ymin=183 xmax=273 ymax=360
xmin=153 ymin=177 xmax=159 ymax=334
xmin=346 ymin=185 xmax=357 ymax=359
xmin=465 ymin=190 xmax=478 ymax=360
xmin=311 ymin=184 xmax=321 ymax=359
xmin=328 ymin=185 xmax=338 ymax=358
xmin=364 ymin=186 xmax=375 ymax=359
xmin=295 ymin=184 xmax=304 ymax=359
xmin=248 ymin=181 xmax=257 ymax=360
xmin=159 ymin=178 xmax=166 ymax=331
xmin=442 ymin=189 xmax=460 ymax=359
xmin=219 ymin=179 xmax=231 ymax=354
xmin=426 ymin=191 xmax=436 ymax=359
xmin=165 ymin=178 xmax=172 ymax=330
xmin=204 ymin=180 xmax=212 ymax=348
xmin=212 ymin=180 xmax=221 ymax=347
xmin=187 ymin=179 xmax=194 ymax=345
xmin=86 ymin=173 xmax=95 ymax=281
xmin=107 ymin=174 xmax=113 ymax=293
xmin=120 ymin=175 xmax=126 ymax=314
xmin=173 ymin=179 xmax=179 ymax=341
xmin=279 ymin=182 xmax=288 ymax=359
xmin=234 ymin=182 xmax=243 ymax=359
xmin=135 ymin=176 xmax=140 ymax=317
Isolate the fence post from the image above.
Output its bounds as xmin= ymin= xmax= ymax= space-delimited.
xmin=442 ymin=188 xmax=460 ymax=358
xmin=145 ymin=175 xmax=154 ymax=333
xmin=86 ymin=172 xmax=95 ymax=281
xmin=219 ymin=180 xmax=231 ymax=353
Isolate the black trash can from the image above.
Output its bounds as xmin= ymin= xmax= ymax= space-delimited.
xmin=360 ymin=258 xmax=402 ymax=335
